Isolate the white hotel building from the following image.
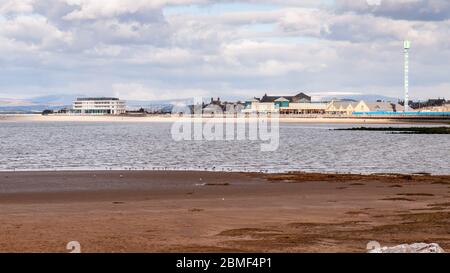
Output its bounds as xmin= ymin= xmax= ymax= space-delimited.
xmin=72 ymin=97 xmax=126 ymax=115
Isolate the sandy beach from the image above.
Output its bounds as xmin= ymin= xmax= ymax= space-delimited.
xmin=0 ymin=171 xmax=449 ymax=253
xmin=2 ymin=114 xmax=448 ymax=124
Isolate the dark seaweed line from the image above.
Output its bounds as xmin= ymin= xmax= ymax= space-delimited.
xmin=335 ymin=127 xmax=450 ymax=134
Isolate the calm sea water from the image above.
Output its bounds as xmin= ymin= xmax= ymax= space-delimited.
xmin=0 ymin=122 xmax=448 ymax=174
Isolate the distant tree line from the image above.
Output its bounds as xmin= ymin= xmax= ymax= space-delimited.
xmin=399 ymin=98 xmax=448 ymax=109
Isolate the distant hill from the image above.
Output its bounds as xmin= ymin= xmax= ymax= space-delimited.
xmin=29 ymin=95 xmax=84 ymax=106
xmin=0 ymin=95 xmax=81 ymax=113
xmin=0 ymin=105 xmax=70 ymax=113
xmin=0 ymin=98 xmax=46 ymax=107
xmin=311 ymin=93 xmax=399 ymax=103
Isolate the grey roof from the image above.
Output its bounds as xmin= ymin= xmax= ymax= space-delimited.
xmin=259 ymin=92 xmax=311 ymax=103
xmin=330 ymin=101 xmax=355 ymax=108
xmin=274 ymin=97 xmax=290 ymax=102
xmin=77 ymin=97 xmax=120 ymax=101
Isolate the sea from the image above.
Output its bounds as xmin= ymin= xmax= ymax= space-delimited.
xmin=0 ymin=121 xmax=448 ymax=174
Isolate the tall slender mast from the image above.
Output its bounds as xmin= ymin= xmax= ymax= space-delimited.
xmin=404 ymin=40 xmax=411 ymax=112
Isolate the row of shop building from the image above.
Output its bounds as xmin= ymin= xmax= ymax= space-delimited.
xmin=243 ymin=93 xmax=405 ymax=115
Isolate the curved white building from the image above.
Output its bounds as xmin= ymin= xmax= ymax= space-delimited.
xmin=72 ymin=97 xmax=126 ymax=115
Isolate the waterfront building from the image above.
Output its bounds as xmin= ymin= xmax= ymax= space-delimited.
xmin=243 ymin=93 xmax=411 ymax=115
xmin=279 ymin=103 xmax=327 ymax=114
xmin=326 ymin=100 xmax=405 ymax=115
xmin=353 ymin=101 xmax=404 ymax=113
xmin=259 ymin=92 xmax=311 ymax=103
xmin=72 ymin=97 xmax=126 ymax=115
xmin=203 ymin=97 xmax=223 ymax=114
xmin=405 ymin=98 xmax=448 ymax=110
xmin=325 ymin=101 xmax=359 ymax=115
xmin=202 ymin=97 xmax=245 ymax=115
xmin=243 ymin=98 xmax=279 ymax=114
xmin=243 ymin=92 xmax=323 ymax=114
xmin=418 ymin=103 xmax=450 ymax=112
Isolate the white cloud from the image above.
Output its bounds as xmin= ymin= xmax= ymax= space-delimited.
xmin=0 ymin=0 xmax=35 ymax=14
xmin=336 ymin=0 xmax=450 ymax=21
xmin=0 ymin=15 xmax=73 ymax=48
xmin=112 ymin=83 xmax=209 ymax=100
xmin=63 ymin=0 xmax=208 ymax=20
xmin=0 ymin=0 xmax=449 ymax=101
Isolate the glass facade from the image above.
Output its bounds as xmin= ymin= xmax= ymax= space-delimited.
xmin=83 ymin=109 xmax=112 ymax=114
xmin=275 ymin=101 xmax=289 ymax=108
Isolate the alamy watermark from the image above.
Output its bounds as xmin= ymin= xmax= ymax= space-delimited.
xmin=170 ymin=97 xmax=280 ymax=152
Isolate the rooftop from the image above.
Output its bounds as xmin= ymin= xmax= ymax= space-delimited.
xmin=259 ymin=92 xmax=311 ymax=103
xmin=76 ymin=97 xmax=120 ymax=101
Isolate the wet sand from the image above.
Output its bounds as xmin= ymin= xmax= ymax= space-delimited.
xmin=0 ymin=171 xmax=449 ymax=253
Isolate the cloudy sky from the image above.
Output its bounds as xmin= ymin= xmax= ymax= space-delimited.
xmin=0 ymin=0 xmax=449 ymax=101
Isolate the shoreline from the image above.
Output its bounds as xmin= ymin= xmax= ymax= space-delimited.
xmin=1 ymin=114 xmax=449 ymax=124
xmin=1 ymin=170 xmax=449 ymax=252
xmin=0 ymin=168 xmax=447 ymax=176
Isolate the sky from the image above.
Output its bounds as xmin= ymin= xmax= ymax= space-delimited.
xmin=0 ymin=0 xmax=450 ymax=102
